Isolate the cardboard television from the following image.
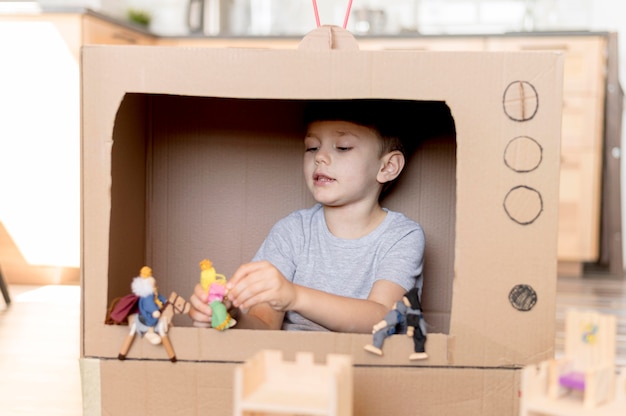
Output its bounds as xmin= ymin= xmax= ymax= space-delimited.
xmin=81 ymin=27 xmax=564 ymax=415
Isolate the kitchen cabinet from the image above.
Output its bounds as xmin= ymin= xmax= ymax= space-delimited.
xmin=157 ymin=34 xmax=488 ymax=52
xmin=82 ymin=14 xmax=154 ymax=45
xmin=358 ymin=36 xmax=486 ymax=51
xmin=158 ymin=36 xmax=297 ymax=49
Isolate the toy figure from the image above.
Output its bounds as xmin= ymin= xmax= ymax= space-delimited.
xmin=404 ymin=288 xmax=428 ymax=360
xmin=199 ymin=259 xmax=236 ymax=330
xmin=107 ymin=266 xmax=190 ymax=362
xmin=131 ymin=266 xmax=167 ymax=344
xmin=363 ymin=287 xmax=428 ymax=360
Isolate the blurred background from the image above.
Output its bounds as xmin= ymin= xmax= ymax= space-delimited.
xmin=39 ymin=0 xmax=608 ymax=36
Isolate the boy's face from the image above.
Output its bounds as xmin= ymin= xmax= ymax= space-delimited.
xmin=303 ymin=120 xmax=385 ymax=208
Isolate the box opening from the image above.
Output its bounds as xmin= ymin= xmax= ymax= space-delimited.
xmin=107 ymin=95 xmax=456 ymax=334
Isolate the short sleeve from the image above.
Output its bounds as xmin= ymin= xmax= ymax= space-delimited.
xmin=375 ymin=221 xmax=425 ymax=293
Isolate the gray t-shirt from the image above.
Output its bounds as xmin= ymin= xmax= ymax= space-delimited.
xmin=252 ymin=203 xmax=425 ymax=331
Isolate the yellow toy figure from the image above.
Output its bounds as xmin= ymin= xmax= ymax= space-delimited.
xmin=199 ymin=259 xmax=236 ymax=330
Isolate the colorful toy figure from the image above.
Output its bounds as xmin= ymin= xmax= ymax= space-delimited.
xmin=107 ymin=266 xmax=190 ymax=362
xmin=199 ymin=259 xmax=236 ymax=330
xmin=363 ymin=287 xmax=428 ymax=360
xmin=131 ymin=266 xmax=167 ymax=344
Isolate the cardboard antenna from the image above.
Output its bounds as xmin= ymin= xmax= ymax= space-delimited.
xmin=311 ymin=0 xmax=354 ymax=29
xmin=298 ymin=25 xmax=359 ymax=51
xmin=301 ymin=1 xmax=358 ymax=51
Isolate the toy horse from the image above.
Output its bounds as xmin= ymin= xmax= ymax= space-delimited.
xmin=117 ymin=291 xmax=190 ymax=362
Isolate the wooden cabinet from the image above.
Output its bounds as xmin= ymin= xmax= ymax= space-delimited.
xmin=486 ymin=36 xmax=607 ymax=93
xmin=157 ymin=36 xmax=297 ymax=49
xmin=82 ymin=14 xmax=154 ymax=45
xmin=358 ymin=36 xmax=486 ymax=51
xmin=157 ymin=35 xmax=488 ymax=52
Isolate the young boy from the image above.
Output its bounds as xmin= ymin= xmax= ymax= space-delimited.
xmin=189 ymin=101 xmax=425 ymax=333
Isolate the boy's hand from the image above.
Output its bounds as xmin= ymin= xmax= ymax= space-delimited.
xmin=189 ymin=282 xmax=213 ymax=328
xmin=227 ymin=261 xmax=297 ymax=312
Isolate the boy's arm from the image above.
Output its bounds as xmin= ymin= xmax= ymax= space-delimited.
xmin=292 ymin=279 xmax=406 ymax=333
xmin=226 ymin=260 xmax=408 ymax=333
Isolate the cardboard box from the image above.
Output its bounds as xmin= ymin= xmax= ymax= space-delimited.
xmin=81 ymin=358 xmax=521 ymax=415
xmin=81 ymin=27 xmax=564 ymax=415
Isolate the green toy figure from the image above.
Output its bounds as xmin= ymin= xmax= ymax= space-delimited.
xmin=199 ymin=259 xmax=236 ymax=330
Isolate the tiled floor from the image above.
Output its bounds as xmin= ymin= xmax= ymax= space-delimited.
xmin=0 ymin=275 xmax=625 ymax=415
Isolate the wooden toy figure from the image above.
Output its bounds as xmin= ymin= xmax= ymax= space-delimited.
xmin=363 ymin=287 xmax=428 ymax=360
xmin=108 ymin=266 xmax=191 ymax=362
xmin=404 ymin=287 xmax=428 ymax=360
xmin=199 ymin=259 xmax=237 ymax=330
xmin=131 ymin=266 xmax=167 ymax=344
xmin=153 ymin=291 xmax=191 ymax=362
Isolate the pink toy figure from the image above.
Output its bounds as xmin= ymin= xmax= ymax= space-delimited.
xmin=199 ymin=259 xmax=237 ymax=330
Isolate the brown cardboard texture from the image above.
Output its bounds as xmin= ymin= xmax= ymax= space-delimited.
xmin=81 ymin=358 xmax=521 ymax=416
xmin=81 ymin=33 xmax=563 ymax=414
